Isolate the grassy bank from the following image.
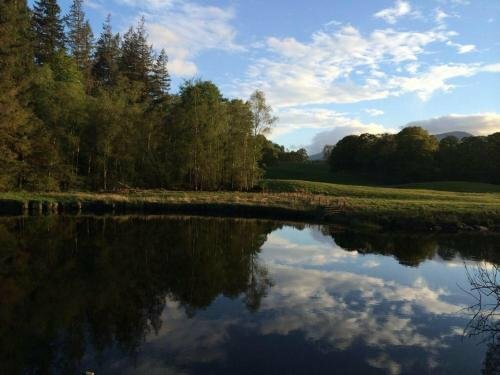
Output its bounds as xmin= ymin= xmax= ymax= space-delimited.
xmin=1 ymin=179 xmax=500 ymax=232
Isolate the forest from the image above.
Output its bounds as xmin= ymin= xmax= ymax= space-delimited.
xmin=328 ymin=127 xmax=500 ymax=184
xmin=1 ymin=0 xmax=277 ymax=192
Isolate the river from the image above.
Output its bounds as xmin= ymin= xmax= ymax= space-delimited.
xmin=1 ymin=216 xmax=499 ymax=374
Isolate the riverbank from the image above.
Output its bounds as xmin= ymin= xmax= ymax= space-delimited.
xmin=1 ymin=179 xmax=500 ymax=232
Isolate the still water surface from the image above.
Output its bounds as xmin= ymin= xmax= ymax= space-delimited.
xmin=1 ymin=216 xmax=500 ymax=374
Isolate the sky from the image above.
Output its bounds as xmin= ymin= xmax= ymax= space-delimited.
xmin=46 ymin=0 xmax=500 ymax=153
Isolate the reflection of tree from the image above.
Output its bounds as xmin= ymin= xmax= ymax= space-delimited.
xmin=244 ymin=253 xmax=274 ymax=312
xmin=330 ymin=228 xmax=500 ymax=267
xmin=462 ymin=263 xmax=500 ymax=375
xmin=0 ymin=216 xmax=278 ymax=374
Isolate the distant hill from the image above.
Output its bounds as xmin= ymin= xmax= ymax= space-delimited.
xmin=309 ymin=152 xmax=325 ymax=161
xmin=433 ymin=131 xmax=473 ymax=141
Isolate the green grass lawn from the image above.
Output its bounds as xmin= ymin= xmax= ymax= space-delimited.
xmin=264 ymin=161 xmax=377 ymax=185
xmin=258 ymin=178 xmax=500 ymax=226
xmin=394 ymin=181 xmax=500 ymax=193
xmin=259 ymin=179 xmax=500 ymax=201
xmin=265 ymin=161 xmax=500 ymax=193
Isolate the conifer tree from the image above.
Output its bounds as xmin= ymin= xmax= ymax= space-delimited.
xmin=92 ymin=15 xmax=120 ymax=88
xmin=150 ymin=49 xmax=171 ymax=103
xmin=32 ymin=0 xmax=65 ymax=65
xmin=65 ymin=0 xmax=94 ymax=83
xmin=120 ymin=17 xmax=154 ymax=87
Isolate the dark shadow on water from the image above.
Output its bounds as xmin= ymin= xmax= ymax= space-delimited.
xmin=0 ymin=216 xmax=277 ymax=374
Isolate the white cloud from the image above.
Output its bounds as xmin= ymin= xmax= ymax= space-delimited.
xmin=365 ymin=108 xmax=385 ymax=117
xmin=256 ymin=265 xmax=462 ymax=373
xmin=263 ymin=231 xmax=358 ymax=267
xmin=406 ymin=113 xmax=500 ymax=135
xmin=363 ymin=260 xmax=381 ymax=268
xmin=389 ymin=63 xmax=500 ymax=101
xmin=114 ymin=0 xmax=242 ymax=76
xmin=457 ymin=44 xmax=476 ymax=54
xmin=405 ymin=62 xmax=420 ymax=74
xmin=267 ymin=107 xmax=391 ymax=152
xmin=374 ymin=0 xmax=413 ymax=24
xmin=387 ymin=63 xmax=478 ymax=100
xmin=435 ymin=8 xmax=451 ymax=24
xmin=239 ymin=25 xmax=454 ymax=108
xmin=271 ymin=107 xmax=351 ymax=138
xmin=438 ymin=0 xmax=470 ymax=5
xmin=307 ymin=120 xmax=394 ymax=153
xmin=446 ymin=40 xmax=476 ymax=54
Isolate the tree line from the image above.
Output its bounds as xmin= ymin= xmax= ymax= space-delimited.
xmin=0 ymin=0 xmax=277 ymax=191
xmin=261 ymin=138 xmax=309 ymax=165
xmin=328 ymin=127 xmax=500 ymax=184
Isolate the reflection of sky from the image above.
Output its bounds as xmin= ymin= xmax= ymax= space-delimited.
xmin=85 ymin=225 xmax=490 ymax=375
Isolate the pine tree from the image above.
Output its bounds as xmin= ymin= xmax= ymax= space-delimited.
xmin=120 ymin=17 xmax=154 ymax=86
xmin=32 ymin=0 xmax=65 ymax=65
xmin=65 ymin=0 xmax=94 ymax=82
xmin=150 ymin=49 xmax=171 ymax=103
xmin=92 ymin=15 xmax=120 ymax=88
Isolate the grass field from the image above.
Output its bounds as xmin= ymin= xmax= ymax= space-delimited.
xmin=265 ymin=161 xmax=500 ymax=193
xmin=395 ymin=181 xmax=500 ymax=193
xmin=264 ymin=161 xmax=377 ymax=185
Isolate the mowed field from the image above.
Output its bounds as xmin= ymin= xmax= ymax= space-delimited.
xmin=260 ymin=161 xmax=500 ymax=227
xmin=265 ymin=161 xmax=500 ymax=193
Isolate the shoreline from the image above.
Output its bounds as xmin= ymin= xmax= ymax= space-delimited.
xmin=1 ymin=188 xmax=500 ymax=233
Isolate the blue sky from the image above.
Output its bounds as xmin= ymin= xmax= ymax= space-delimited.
xmin=44 ymin=0 xmax=500 ymax=152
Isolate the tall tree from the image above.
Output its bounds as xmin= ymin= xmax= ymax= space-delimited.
xmin=32 ymin=0 xmax=65 ymax=65
xmin=150 ymin=49 xmax=171 ymax=104
xmin=392 ymin=127 xmax=438 ymax=182
xmin=65 ymin=0 xmax=94 ymax=85
xmin=168 ymin=81 xmax=228 ymax=190
xmin=248 ymin=90 xmax=277 ymax=185
xmin=120 ymin=17 xmax=153 ymax=88
xmin=249 ymin=90 xmax=277 ymax=137
xmin=92 ymin=15 xmax=120 ymax=88
xmin=224 ymin=100 xmax=256 ymax=190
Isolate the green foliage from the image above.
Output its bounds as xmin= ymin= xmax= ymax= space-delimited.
xmin=65 ymin=0 xmax=94 ymax=88
xmin=32 ymin=0 xmax=65 ymax=64
xmin=166 ymin=81 xmax=260 ymax=190
xmin=91 ymin=15 xmax=120 ymax=89
xmin=260 ymin=137 xmax=309 ymax=166
xmin=329 ymin=127 xmax=500 ymax=185
xmin=224 ymin=99 xmax=260 ymax=189
xmin=0 ymin=0 xmax=268 ymax=192
xmin=0 ymin=0 xmax=56 ymax=190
